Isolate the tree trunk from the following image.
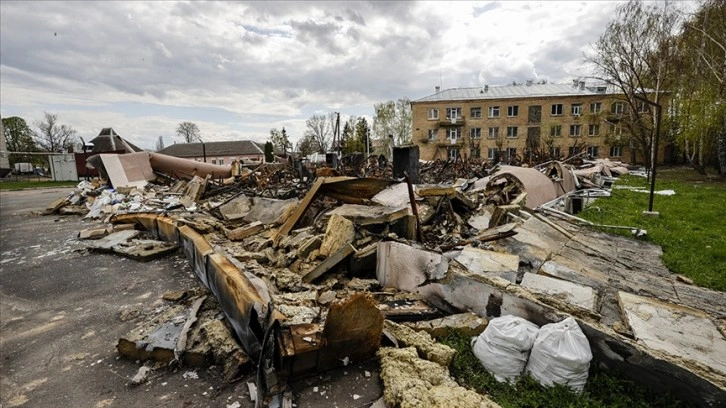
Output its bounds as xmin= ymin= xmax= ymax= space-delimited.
xmin=717 ymin=133 xmax=726 ymax=176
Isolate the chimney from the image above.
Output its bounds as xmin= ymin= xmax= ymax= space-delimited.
xmin=579 ymin=81 xmax=586 ymax=90
xmin=572 ymin=79 xmax=579 ymax=87
xmin=526 ymin=79 xmax=533 ymax=86
xmin=484 ymin=85 xmax=489 ymax=92
xmin=435 ymin=86 xmax=440 ymax=93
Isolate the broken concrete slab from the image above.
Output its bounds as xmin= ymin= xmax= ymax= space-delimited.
xmin=319 ymin=214 xmax=355 ymax=257
xmin=324 ymin=204 xmax=409 ymax=226
xmin=405 ymin=312 xmax=489 ymax=339
xmin=218 ymin=194 xmax=252 ymax=221
xmin=378 ymin=299 xmax=443 ymax=322
xmin=487 ymin=165 xmax=557 ymax=209
xmin=376 ymin=241 xmax=448 ymax=292
xmin=88 ymin=229 xmax=140 ymax=252
xmin=453 ymin=247 xmax=519 ymax=282
xmin=618 ymin=291 xmax=726 ymax=379
xmin=521 ymin=273 xmax=596 ymax=312
xmin=113 ymin=239 xmax=178 ymax=262
xmin=243 ymin=197 xmax=298 ymax=226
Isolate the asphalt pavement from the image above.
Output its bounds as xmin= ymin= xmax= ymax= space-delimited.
xmin=0 ymin=188 xmax=382 ymax=408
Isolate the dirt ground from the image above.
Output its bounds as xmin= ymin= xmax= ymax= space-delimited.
xmin=0 ymin=188 xmax=383 ymax=408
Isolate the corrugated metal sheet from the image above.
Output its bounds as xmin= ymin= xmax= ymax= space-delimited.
xmin=414 ymin=83 xmax=618 ymax=103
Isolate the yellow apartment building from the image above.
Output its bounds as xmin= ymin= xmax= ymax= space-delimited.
xmin=411 ymin=81 xmax=660 ymax=164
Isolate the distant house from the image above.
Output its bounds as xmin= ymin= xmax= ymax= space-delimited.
xmin=157 ymin=141 xmax=267 ymax=165
xmin=88 ymin=128 xmax=143 ymax=154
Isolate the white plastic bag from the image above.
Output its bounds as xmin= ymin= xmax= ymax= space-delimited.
xmin=525 ymin=316 xmax=593 ymax=392
xmin=472 ymin=315 xmax=540 ymax=382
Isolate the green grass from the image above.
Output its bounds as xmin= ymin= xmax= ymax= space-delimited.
xmin=0 ymin=180 xmax=79 ymax=190
xmin=441 ymin=332 xmax=692 ymax=408
xmin=577 ymin=167 xmax=726 ymax=292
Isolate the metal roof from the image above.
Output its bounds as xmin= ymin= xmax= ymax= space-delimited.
xmin=414 ymin=83 xmax=618 ymax=103
xmin=157 ymin=140 xmax=265 ymax=157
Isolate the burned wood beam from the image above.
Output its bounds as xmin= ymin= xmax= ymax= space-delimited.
xmin=302 ymin=243 xmax=356 ymax=283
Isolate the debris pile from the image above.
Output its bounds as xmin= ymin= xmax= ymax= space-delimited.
xmin=45 ymin=153 xmax=725 ymax=407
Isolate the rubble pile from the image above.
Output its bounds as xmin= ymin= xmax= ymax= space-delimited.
xmin=44 ymin=152 xmax=725 ymax=407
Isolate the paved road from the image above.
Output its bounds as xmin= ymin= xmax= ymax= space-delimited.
xmin=0 ymin=188 xmax=382 ymax=408
xmin=0 ymin=188 xmax=257 ymax=407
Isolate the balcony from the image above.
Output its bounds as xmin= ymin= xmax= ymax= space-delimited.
xmin=439 ymin=116 xmax=466 ymax=127
xmin=437 ymin=138 xmax=464 ymax=147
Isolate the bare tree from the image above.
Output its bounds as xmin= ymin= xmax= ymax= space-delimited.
xmin=176 ymin=122 xmax=201 ymax=143
xmin=34 ymin=112 xmax=77 ymax=152
xmin=155 ymin=136 xmax=165 ymax=151
xmin=304 ymin=114 xmax=331 ymax=153
xmin=587 ymin=0 xmax=681 ymax=168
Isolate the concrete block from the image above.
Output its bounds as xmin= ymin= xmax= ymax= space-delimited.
xmin=319 ymin=214 xmax=355 ymax=257
xmin=618 ymin=291 xmax=726 ymax=376
xmin=520 ymin=273 xmax=596 ymax=312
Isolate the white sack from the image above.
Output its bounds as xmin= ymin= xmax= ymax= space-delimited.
xmin=525 ymin=316 xmax=593 ymax=392
xmin=472 ymin=315 xmax=539 ymax=382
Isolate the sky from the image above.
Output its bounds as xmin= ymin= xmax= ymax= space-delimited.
xmin=0 ymin=1 xmax=627 ymax=151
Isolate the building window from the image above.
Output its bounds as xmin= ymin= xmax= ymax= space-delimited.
xmin=568 ymin=146 xmax=583 ymax=156
xmin=211 ymin=159 xmax=217 ymax=164
xmin=470 ymin=107 xmax=482 ymax=118
xmin=507 ymin=105 xmax=519 ymax=117
xmin=487 ymin=148 xmax=497 ymax=160
xmin=471 ymin=147 xmax=481 ymax=158
xmin=550 ymin=125 xmax=562 ymax=137
xmin=610 ymin=146 xmax=622 ymax=157
xmin=488 ymin=127 xmax=499 ymax=139
xmin=550 ymin=146 xmax=561 ymax=157
xmin=218 ymin=158 xmax=224 ymax=165
xmin=488 ymin=106 xmax=500 ymax=118
xmin=428 ymin=129 xmax=437 ymax=140
xmin=587 ymin=146 xmax=599 ymax=158
xmin=470 ymin=127 xmax=482 ymax=139
xmin=609 ymin=123 xmax=623 ymax=138
xmin=448 ymin=148 xmax=460 ymax=159
xmin=588 ymin=124 xmax=600 ymax=136
xmin=611 ymin=101 xmax=625 ymax=115
xmin=637 ymin=101 xmax=649 ymax=113
xmin=448 ymin=128 xmax=461 ymax=140
xmin=506 ymin=126 xmax=518 ymax=138
xmin=571 ymin=104 xmax=582 ymax=116
xmin=551 ymin=104 xmax=563 ymax=116
xmin=428 ymin=109 xmax=439 ymax=120
xmin=446 ymin=107 xmax=462 ymax=119
xmin=590 ymin=102 xmax=601 ymax=114
xmin=506 ymin=147 xmax=517 ymax=160
xmin=569 ymin=125 xmax=582 ymax=137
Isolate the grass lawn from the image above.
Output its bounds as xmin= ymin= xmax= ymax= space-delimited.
xmin=577 ymin=166 xmax=726 ymax=292
xmin=0 ymin=180 xmax=79 ymax=190
xmin=441 ymin=332 xmax=692 ymax=408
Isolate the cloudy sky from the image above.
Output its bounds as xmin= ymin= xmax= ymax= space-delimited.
xmin=1 ymin=1 xmax=626 ymax=150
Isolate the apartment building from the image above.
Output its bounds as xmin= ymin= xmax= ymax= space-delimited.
xmin=411 ymin=81 xmax=660 ymax=164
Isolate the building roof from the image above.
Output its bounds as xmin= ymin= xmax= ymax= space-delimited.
xmin=89 ymin=128 xmax=144 ymax=153
xmin=157 ymin=140 xmax=265 ymax=158
xmin=413 ymin=82 xmax=618 ymax=103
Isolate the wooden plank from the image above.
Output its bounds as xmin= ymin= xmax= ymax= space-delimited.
xmin=302 ymin=243 xmax=356 ymax=283
xmin=225 ymin=221 xmax=264 ymax=241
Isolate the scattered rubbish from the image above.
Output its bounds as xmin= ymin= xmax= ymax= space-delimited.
xmin=41 ymin=153 xmax=725 ymax=407
xmin=129 ymin=365 xmax=153 ymax=386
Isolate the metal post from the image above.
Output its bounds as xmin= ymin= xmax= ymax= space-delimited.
xmin=648 ymin=103 xmax=662 ymax=213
